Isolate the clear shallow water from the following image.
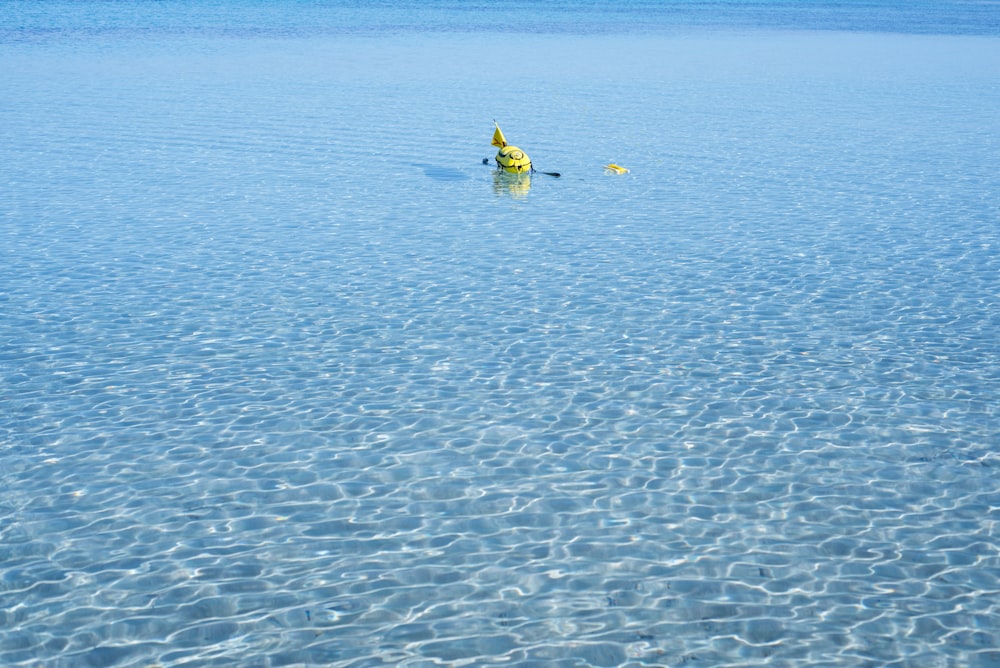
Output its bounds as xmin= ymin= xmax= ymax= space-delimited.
xmin=2 ymin=3 xmax=1000 ymax=667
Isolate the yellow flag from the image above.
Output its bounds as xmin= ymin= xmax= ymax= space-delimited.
xmin=491 ymin=123 xmax=507 ymax=148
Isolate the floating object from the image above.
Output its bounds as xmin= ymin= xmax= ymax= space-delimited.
xmin=497 ymin=146 xmax=532 ymax=174
xmin=490 ymin=122 xmax=560 ymax=177
xmin=491 ymin=122 xmax=532 ymax=174
xmin=604 ymin=163 xmax=629 ymax=174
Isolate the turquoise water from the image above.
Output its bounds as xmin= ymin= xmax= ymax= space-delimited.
xmin=3 ymin=2 xmax=1000 ymax=666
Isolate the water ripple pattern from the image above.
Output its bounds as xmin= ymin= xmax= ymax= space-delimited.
xmin=2 ymin=4 xmax=1000 ymax=667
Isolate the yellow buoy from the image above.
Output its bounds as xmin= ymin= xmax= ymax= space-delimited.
xmin=496 ymin=146 xmax=532 ymax=174
xmin=492 ymin=122 xmax=532 ymax=175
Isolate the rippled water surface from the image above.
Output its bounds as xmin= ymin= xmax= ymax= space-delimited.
xmin=2 ymin=2 xmax=1000 ymax=666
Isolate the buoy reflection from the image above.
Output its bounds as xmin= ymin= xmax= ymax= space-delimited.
xmin=492 ymin=170 xmax=531 ymax=198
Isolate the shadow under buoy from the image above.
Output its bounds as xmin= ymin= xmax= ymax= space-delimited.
xmin=411 ymin=163 xmax=470 ymax=182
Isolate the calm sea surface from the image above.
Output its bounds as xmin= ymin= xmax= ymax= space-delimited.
xmin=2 ymin=2 xmax=1000 ymax=666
